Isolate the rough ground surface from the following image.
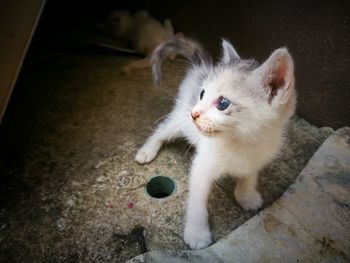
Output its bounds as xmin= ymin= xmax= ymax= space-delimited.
xmin=129 ymin=128 xmax=350 ymax=263
xmin=0 ymin=52 xmax=333 ymax=262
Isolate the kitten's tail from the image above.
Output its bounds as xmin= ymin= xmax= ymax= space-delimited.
xmin=151 ymin=37 xmax=210 ymax=87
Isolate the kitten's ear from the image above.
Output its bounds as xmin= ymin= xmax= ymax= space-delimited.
xmin=221 ymin=39 xmax=241 ymax=64
xmin=255 ymin=48 xmax=294 ymax=105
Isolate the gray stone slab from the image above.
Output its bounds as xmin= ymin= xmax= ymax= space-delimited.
xmin=129 ymin=127 xmax=350 ymax=263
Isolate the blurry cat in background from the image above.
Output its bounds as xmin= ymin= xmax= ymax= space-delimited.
xmin=99 ymin=10 xmax=181 ymax=74
xmin=135 ymin=37 xmax=296 ymax=249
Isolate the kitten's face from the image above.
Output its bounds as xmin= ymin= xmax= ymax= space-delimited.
xmin=191 ymin=68 xmax=261 ymax=137
xmin=107 ymin=10 xmax=131 ymax=36
xmin=190 ymin=46 xmax=295 ymax=140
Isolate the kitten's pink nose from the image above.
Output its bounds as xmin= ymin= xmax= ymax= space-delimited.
xmin=191 ymin=111 xmax=201 ymax=121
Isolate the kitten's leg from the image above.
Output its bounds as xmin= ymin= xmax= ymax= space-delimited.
xmin=184 ymin=154 xmax=219 ymax=249
xmin=121 ymin=56 xmax=151 ymax=74
xmin=135 ymin=116 xmax=181 ymax=164
xmin=234 ymin=174 xmax=262 ymax=211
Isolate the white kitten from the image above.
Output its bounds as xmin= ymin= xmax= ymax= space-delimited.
xmin=135 ymin=37 xmax=296 ymax=249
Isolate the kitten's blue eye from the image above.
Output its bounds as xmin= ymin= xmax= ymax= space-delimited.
xmin=199 ymin=89 xmax=205 ymax=100
xmin=216 ymin=97 xmax=231 ymax=111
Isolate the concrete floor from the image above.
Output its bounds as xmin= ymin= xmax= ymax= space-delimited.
xmin=0 ymin=52 xmax=333 ymax=262
xmin=129 ymin=128 xmax=350 ymax=263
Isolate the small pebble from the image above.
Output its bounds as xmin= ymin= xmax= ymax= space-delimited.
xmin=56 ymin=218 xmax=65 ymax=231
xmin=106 ymin=202 xmax=113 ymax=208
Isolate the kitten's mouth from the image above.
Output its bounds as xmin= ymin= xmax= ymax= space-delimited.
xmin=194 ymin=121 xmax=219 ymax=136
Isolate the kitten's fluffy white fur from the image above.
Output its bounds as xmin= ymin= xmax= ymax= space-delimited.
xmin=135 ymin=38 xmax=296 ymax=249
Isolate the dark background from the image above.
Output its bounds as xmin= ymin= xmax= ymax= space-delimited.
xmin=30 ymin=0 xmax=350 ymax=128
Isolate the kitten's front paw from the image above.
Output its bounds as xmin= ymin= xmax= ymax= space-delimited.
xmin=135 ymin=146 xmax=158 ymax=164
xmin=235 ymin=190 xmax=262 ymax=211
xmin=121 ymin=65 xmax=131 ymax=75
xmin=184 ymin=224 xmax=212 ymax=250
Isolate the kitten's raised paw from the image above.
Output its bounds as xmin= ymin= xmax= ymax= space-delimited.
xmin=235 ymin=190 xmax=262 ymax=211
xmin=184 ymin=224 xmax=212 ymax=250
xmin=135 ymin=147 xmax=157 ymax=164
